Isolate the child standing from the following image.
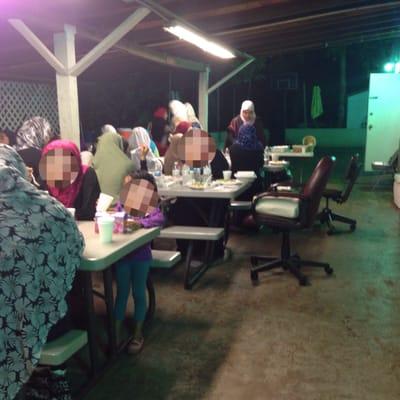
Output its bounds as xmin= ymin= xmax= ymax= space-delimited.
xmin=114 ymin=170 xmax=164 ymax=354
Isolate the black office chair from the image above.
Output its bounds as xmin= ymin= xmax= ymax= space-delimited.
xmin=250 ymin=156 xmax=335 ymax=286
xmin=319 ymin=154 xmax=361 ymax=235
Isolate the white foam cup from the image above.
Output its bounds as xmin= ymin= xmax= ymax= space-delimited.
xmin=223 ymin=170 xmax=232 ymax=180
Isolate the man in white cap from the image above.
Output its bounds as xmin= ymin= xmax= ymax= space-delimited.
xmin=225 ymin=100 xmax=266 ymax=148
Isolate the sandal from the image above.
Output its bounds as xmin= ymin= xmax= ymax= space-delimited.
xmin=127 ymin=337 xmax=144 ymax=355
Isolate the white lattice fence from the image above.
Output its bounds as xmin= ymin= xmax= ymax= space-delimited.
xmin=0 ymin=80 xmax=59 ymax=133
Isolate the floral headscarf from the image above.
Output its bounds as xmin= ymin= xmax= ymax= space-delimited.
xmin=235 ymin=123 xmax=263 ymax=151
xmin=0 ymin=145 xmax=84 ymax=400
xmin=15 ymin=117 xmax=56 ymax=151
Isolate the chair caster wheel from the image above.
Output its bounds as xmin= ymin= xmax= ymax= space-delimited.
xmin=324 ymin=266 xmax=333 ymax=275
xmin=299 ymin=276 xmax=309 ymax=286
xmin=250 ymin=271 xmax=259 ymax=286
xmin=350 ymin=224 xmax=356 ymax=232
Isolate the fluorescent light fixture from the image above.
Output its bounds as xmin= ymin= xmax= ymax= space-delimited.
xmin=395 ymin=62 xmax=400 ymax=74
xmin=164 ymin=24 xmax=235 ymax=59
xmin=384 ymin=62 xmax=394 ymax=72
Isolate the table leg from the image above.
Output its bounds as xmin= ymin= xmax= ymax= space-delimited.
xmin=80 ymin=271 xmax=99 ymax=376
xmin=102 ymin=268 xmax=117 ymax=358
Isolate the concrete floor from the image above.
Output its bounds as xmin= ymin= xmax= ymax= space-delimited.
xmin=84 ymin=183 xmax=400 ymax=400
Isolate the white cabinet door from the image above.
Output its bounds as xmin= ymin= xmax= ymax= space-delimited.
xmin=364 ymin=73 xmax=400 ymax=171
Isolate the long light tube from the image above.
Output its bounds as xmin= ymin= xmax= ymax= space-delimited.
xmin=164 ymin=24 xmax=235 ymax=59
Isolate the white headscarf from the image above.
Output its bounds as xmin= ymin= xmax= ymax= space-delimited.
xmin=101 ymin=124 xmax=117 ymax=135
xmin=240 ymin=100 xmax=256 ymax=125
xmin=129 ymin=127 xmax=162 ymax=172
xmin=185 ymin=102 xmax=202 ymax=128
xmin=169 ymin=100 xmax=188 ymax=130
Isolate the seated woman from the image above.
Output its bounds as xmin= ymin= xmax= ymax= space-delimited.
xmin=165 ymin=126 xmax=230 ymax=259
xmin=114 ymin=170 xmax=164 ymax=355
xmin=93 ymin=128 xmax=135 ymax=203
xmin=0 ymin=127 xmax=16 ymax=146
xmin=129 ymin=127 xmax=162 ymax=172
xmin=163 ymin=121 xmax=191 ymax=175
xmin=15 ymin=116 xmax=58 ymax=189
xmin=41 ymin=139 xmax=100 ymax=220
xmin=0 ymin=144 xmax=84 ymax=400
xmin=149 ymin=107 xmax=171 ymax=156
xmin=229 ymin=123 xmax=264 ymax=200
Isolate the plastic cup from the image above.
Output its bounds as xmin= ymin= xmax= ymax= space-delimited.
xmin=67 ymin=208 xmax=76 ymax=218
xmin=271 ymin=154 xmax=279 ymax=161
xmin=223 ymin=170 xmax=232 ymax=180
xmin=98 ymin=216 xmax=115 ymax=243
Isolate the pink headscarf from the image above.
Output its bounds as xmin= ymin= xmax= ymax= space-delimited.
xmin=42 ymin=139 xmax=88 ymax=207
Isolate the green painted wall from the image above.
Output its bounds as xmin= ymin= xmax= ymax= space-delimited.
xmin=210 ymin=128 xmax=366 ymax=149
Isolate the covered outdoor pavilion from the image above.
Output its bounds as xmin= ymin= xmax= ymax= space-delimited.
xmin=1 ymin=2 xmax=400 ymax=399
xmin=1 ymin=0 xmax=399 ymax=143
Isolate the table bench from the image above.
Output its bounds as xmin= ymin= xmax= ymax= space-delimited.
xmin=159 ymin=226 xmax=224 ymax=289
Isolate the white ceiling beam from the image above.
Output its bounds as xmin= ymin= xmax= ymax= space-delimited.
xmin=69 ymin=7 xmax=151 ymax=76
xmin=208 ymin=57 xmax=255 ymax=95
xmin=8 ymin=19 xmax=67 ymax=75
xmin=16 ymin=14 xmax=207 ymax=73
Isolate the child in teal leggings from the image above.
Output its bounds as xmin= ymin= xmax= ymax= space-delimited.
xmin=114 ymin=171 xmax=164 ymax=354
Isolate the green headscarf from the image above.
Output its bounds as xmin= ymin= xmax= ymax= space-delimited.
xmin=93 ymin=131 xmax=135 ymax=202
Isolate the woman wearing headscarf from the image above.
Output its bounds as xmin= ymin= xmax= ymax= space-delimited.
xmin=93 ymin=130 xmax=135 ymax=202
xmin=41 ymin=139 xmax=100 ymax=220
xmin=149 ymin=107 xmax=171 ymax=156
xmin=129 ymin=127 xmax=162 ymax=172
xmin=0 ymin=145 xmax=84 ymax=400
xmin=0 ymin=128 xmax=16 ymax=146
xmin=229 ymin=123 xmax=264 ymax=201
xmin=225 ymin=100 xmax=266 ymax=149
xmin=15 ymin=116 xmax=57 ymax=189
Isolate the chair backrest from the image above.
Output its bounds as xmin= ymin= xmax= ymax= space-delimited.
xmin=340 ymin=154 xmax=362 ymax=202
xmin=302 ymin=135 xmax=317 ymax=147
xmin=301 ymin=156 xmax=335 ymax=226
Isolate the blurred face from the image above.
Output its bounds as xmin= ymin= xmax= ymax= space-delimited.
xmin=242 ymin=109 xmax=254 ymax=122
xmin=120 ymin=178 xmax=159 ymax=217
xmin=0 ymin=132 xmax=10 ymax=145
xmin=39 ymin=148 xmax=80 ymax=189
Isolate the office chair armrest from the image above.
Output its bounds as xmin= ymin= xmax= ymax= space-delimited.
xmin=253 ymin=191 xmax=306 ymax=203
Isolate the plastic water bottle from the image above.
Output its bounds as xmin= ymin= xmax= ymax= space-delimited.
xmin=182 ymin=164 xmax=191 ymax=186
xmin=203 ymin=163 xmax=212 ymax=177
xmin=172 ymin=161 xmax=180 ymax=178
xmin=153 ymin=169 xmax=165 ymax=188
xmin=193 ymin=167 xmax=201 ymax=183
xmin=203 ymin=163 xmax=212 ymax=185
xmin=153 ymin=160 xmax=163 ymax=176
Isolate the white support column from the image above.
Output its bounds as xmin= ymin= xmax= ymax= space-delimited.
xmin=54 ymin=25 xmax=81 ymax=146
xmin=198 ymin=68 xmax=210 ymax=131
